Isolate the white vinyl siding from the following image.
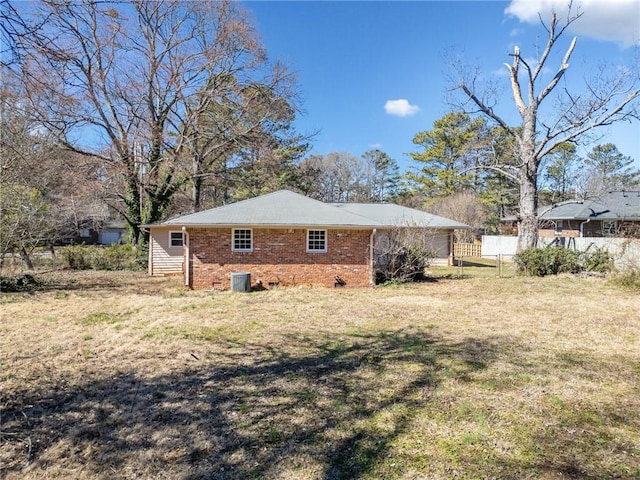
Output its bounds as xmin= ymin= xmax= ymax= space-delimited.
xmin=373 ymin=229 xmax=451 ymax=267
xmin=149 ymin=227 xmax=184 ymax=276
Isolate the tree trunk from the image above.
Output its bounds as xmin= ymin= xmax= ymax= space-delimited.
xmin=517 ymin=167 xmax=539 ymax=252
xmin=515 ymin=108 xmax=540 ymax=252
xmin=192 ymin=155 xmax=203 ymax=212
xmin=20 ymin=246 xmax=34 ymax=270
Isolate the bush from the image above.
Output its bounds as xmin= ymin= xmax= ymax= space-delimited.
xmin=0 ymin=273 xmax=40 ymax=292
xmin=60 ymin=244 xmax=144 ymax=271
xmin=581 ymin=247 xmax=613 ymax=273
xmin=60 ymin=245 xmax=92 ymax=270
xmin=514 ymin=247 xmax=581 ymax=276
xmin=514 ymin=246 xmax=614 ymax=277
xmin=610 ymin=265 xmax=640 ymax=289
xmin=375 ymin=228 xmax=435 ymax=284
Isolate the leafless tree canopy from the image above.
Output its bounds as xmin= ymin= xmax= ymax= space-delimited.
xmin=452 ymin=6 xmax=640 ymax=251
xmin=9 ymin=0 xmax=305 ymax=244
xmin=425 ymin=192 xmax=486 ymax=242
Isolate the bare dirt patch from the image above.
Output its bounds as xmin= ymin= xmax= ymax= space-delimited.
xmin=1 ymin=271 xmax=639 ymax=479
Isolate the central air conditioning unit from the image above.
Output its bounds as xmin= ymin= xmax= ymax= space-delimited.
xmin=231 ymin=272 xmax=251 ymax=292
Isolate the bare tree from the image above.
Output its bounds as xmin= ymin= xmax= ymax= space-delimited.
xmin=0 ymin=185 xmax=50 ymax=269
xmin=425 ymin=192 xmax=486 ymax=243
xmin=11 ymin=0 xmax=298 ymax=244
xmin=374 ymin=227 xmax=436 ymax=284
xmin=300 ymin=152 xmax=370 ymax=203
xmin=179 ymin=68 xmax=308 ymax=211
xmin=361 ymin=149 xmax=400 ymax=202
xmin=453 ymin=7 xmax=640 ymax=251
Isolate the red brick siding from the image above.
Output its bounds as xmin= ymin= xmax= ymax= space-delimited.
xmin=187 ymin=228 xmax=373 ymax=289
xmin=539 ymin=220 xmax=609 ymax=238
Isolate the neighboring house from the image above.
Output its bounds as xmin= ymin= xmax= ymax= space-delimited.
xmin=98 ymin=221 xmax=127 ymax=245
xmin=503 ymin=191 xmax=640 ymax=238
xmin=62 ymin=220 xmax=127 ymax=245
xmin=146 ymin=190 xmax=468 ymax=289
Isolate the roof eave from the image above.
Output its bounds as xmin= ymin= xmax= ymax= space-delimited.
xmin=149 ymin=223 xmax=380 ymax=229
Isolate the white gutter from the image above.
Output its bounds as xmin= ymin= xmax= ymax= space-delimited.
xmin=182 ymin=226 xmax=190 ymax=287
xmin=579 ymin=218 xmax=590 ymax=237
xmin=148 ymin=235 xmax=153 ymax=275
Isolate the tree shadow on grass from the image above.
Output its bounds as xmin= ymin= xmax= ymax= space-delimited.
xmin=1 ymin=330 xmax=503 ymax=479
xmin=0 ymin=270 xmax=178 ymax=295
xmin=4 ymin=332 xmax=631 ymax=479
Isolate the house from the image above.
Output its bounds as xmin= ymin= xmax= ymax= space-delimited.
xmin=61 ymin=219 xmax=127 ymax=245
xmin=503 ymin=191 xmax=640 ymax=238
xmin=146 ymin=190 xmax=468 ymax=289
xmin=98 ymin=220 xmax=127 ymax=245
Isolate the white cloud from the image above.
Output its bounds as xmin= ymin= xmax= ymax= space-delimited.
xmin=384 ymin=99 xmax=420 ymax=117
xmin=505 ymin=0 xmax=640 ymax=48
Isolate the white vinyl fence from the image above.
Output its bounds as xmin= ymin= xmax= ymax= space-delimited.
xmin=482 ymin=236 xmax=640 ymax=269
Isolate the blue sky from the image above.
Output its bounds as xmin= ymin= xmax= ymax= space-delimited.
xmin=244 ymin=0 xmax=640 ymax=171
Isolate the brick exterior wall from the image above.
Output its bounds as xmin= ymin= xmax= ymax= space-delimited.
xmin=187 ymin=227 xmax=373 ymax=290
xmin=539 ymin=220 xmax=611 ymax=238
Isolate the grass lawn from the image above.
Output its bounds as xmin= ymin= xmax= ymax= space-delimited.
xmin=1 ymin=270 xmax=639 ymax=479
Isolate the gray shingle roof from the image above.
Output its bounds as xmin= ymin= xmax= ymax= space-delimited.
xmin=333 ymin=202 xmax=469 ymax=229
xmin=153 ymin=190 xmax=469 ymax=229
xmin=539 ymin=191 xmax=640 ymax=221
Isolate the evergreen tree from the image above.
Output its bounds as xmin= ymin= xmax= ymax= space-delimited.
xmin=360 ymin=149 xmax=400 ymax=202
xmin=542 ymin=143 xmax=579 ymax=203
xmin=408 ymin=112 xmax=487 ymax=199
xmin=583 ymin=143 xmax=639 ymax=195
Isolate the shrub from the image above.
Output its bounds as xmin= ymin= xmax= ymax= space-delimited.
xmin=515 ymin=246 xmax=614 ymax=277
xmin=610 ymin=265 xmax=640 ymax=289
xmin=60 ymin=244 xmax=144 ymax=271
xmin=514 ymin=247 xmax=578 ymax=276
xmin=375 ymin=228 xmax=435 ymax=284
xmin=0 ymin=273 xmax=40 ymax=292
xmin=581 ymin=247 xmax=613 ymax=273
xmin=60 ymin=245 xmax=92 ymax=270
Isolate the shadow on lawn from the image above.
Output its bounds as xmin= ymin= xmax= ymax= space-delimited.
xmin=0 ymin=270 xmax=176 ymax=295
xmin=2 ymin=332 xmax=633 ymax=479
xmin=1 ymin=330 xmax=500 ymax=479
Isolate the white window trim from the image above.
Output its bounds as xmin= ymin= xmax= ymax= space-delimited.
xmin=232 ymin=228 xmax=253 ymax=252
xmin=554 ymin=220 xmax=563 ymax=235
xmin=602 ymin=221 xmax=617 ymax=237
xmin=169 ymin=230 xmax=184 ymax=248
xmin=307 ymin=229 xmax=327 ymax=253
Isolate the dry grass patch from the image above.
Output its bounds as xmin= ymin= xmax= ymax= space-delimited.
xmin=1 ymin=270 xmax=639 ymax=479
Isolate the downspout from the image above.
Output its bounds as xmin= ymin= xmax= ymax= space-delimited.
xmin=449 ymin=231 xmax=454 ymax=266
xmin=579 ymin=219 xmax=590 ymax=237
xmin=148 ymin=231 xmax=153 ymax=275
xmin=143 ymin=227 xmax=152 ymax=275
xmin=182 ymin=226 xmax=190 ymax=288
xmin=370 ymin=229 xmax=377 ymax=285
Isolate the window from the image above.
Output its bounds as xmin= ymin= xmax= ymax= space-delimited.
xmin=603 ymin=221 xmax=617 ymax=237
xmin=307 ymin=229 xmax=327 ymax=253
xmin=233 ymin=229 xmax=253 ymax=252
xmin=554 ymin=220 xmax=563 ymax=235
xmin=169 ymin=231 xmax=184 ymax=248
